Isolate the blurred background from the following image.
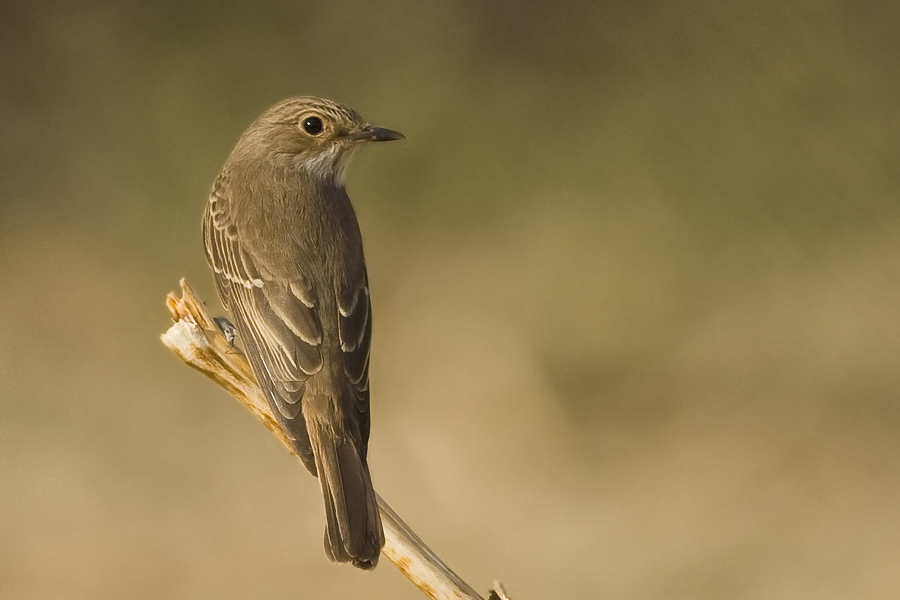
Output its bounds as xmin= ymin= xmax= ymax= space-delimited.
xmin=2 ymin=1 xmax=899 ymax=598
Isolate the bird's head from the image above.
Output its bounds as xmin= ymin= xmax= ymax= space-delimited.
xmin=232 ymin=96 xmax=404 ymax=184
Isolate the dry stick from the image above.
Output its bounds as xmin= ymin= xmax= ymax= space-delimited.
xmin=161 ymin=279 xmax=504 ymax=600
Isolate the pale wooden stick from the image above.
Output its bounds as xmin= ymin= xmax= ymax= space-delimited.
xmin=161 ymin=279 xmax=493 ymax=600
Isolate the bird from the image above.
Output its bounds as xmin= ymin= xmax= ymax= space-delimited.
xmin=202 ymin=96 xmax=403 ymax=569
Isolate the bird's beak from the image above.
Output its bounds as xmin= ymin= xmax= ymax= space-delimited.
xmin=347 ymin=125 xmax=405 ymax=142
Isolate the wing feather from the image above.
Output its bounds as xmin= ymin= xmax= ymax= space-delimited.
xmin=339 ymin=279 xmax=373 ymax=453
xmin=202 ymin=172 xmax=373 ymax=461
xmin=202 ymin=177 xmax=324 ymax=428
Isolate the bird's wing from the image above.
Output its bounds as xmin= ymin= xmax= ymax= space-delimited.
xmin=203 ymin=177 xmax=324 ymax=450
xmin=338 ymin=276 xmax=373 ymax=454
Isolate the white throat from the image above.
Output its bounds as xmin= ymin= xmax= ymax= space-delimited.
xmin=299 ymin=145 xmax=356 ymax=185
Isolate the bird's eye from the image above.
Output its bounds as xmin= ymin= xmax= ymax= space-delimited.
xmin=302 ymin=116 xmax=324 ymax=135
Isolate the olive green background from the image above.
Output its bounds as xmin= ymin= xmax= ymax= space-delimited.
xmin=2 ymin=1 xmax=899 ymax=598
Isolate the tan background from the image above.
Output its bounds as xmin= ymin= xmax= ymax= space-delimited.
xmin=2 ymin=1 xmax=899 ymax=598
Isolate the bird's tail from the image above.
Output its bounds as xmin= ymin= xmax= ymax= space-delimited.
xmin=307 ymin=411 xmax=383 ymax=569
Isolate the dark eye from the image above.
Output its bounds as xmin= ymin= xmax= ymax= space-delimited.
xmin=302 ymin=116 xmax=324 ymax=135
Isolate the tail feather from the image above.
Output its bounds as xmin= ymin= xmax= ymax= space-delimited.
xmin=309 ymin=416 xmax=383 ymax=569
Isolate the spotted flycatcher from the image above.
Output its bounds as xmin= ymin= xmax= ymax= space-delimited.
xmin=202 ymin=96 xmax=403 ymax=569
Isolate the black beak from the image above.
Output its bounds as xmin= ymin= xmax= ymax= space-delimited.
xmin=349 ymin=125 xmax=405 ymax=142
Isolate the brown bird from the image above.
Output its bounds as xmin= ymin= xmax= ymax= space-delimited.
xmin=202 ymin=96 xmax=403 ymax=569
